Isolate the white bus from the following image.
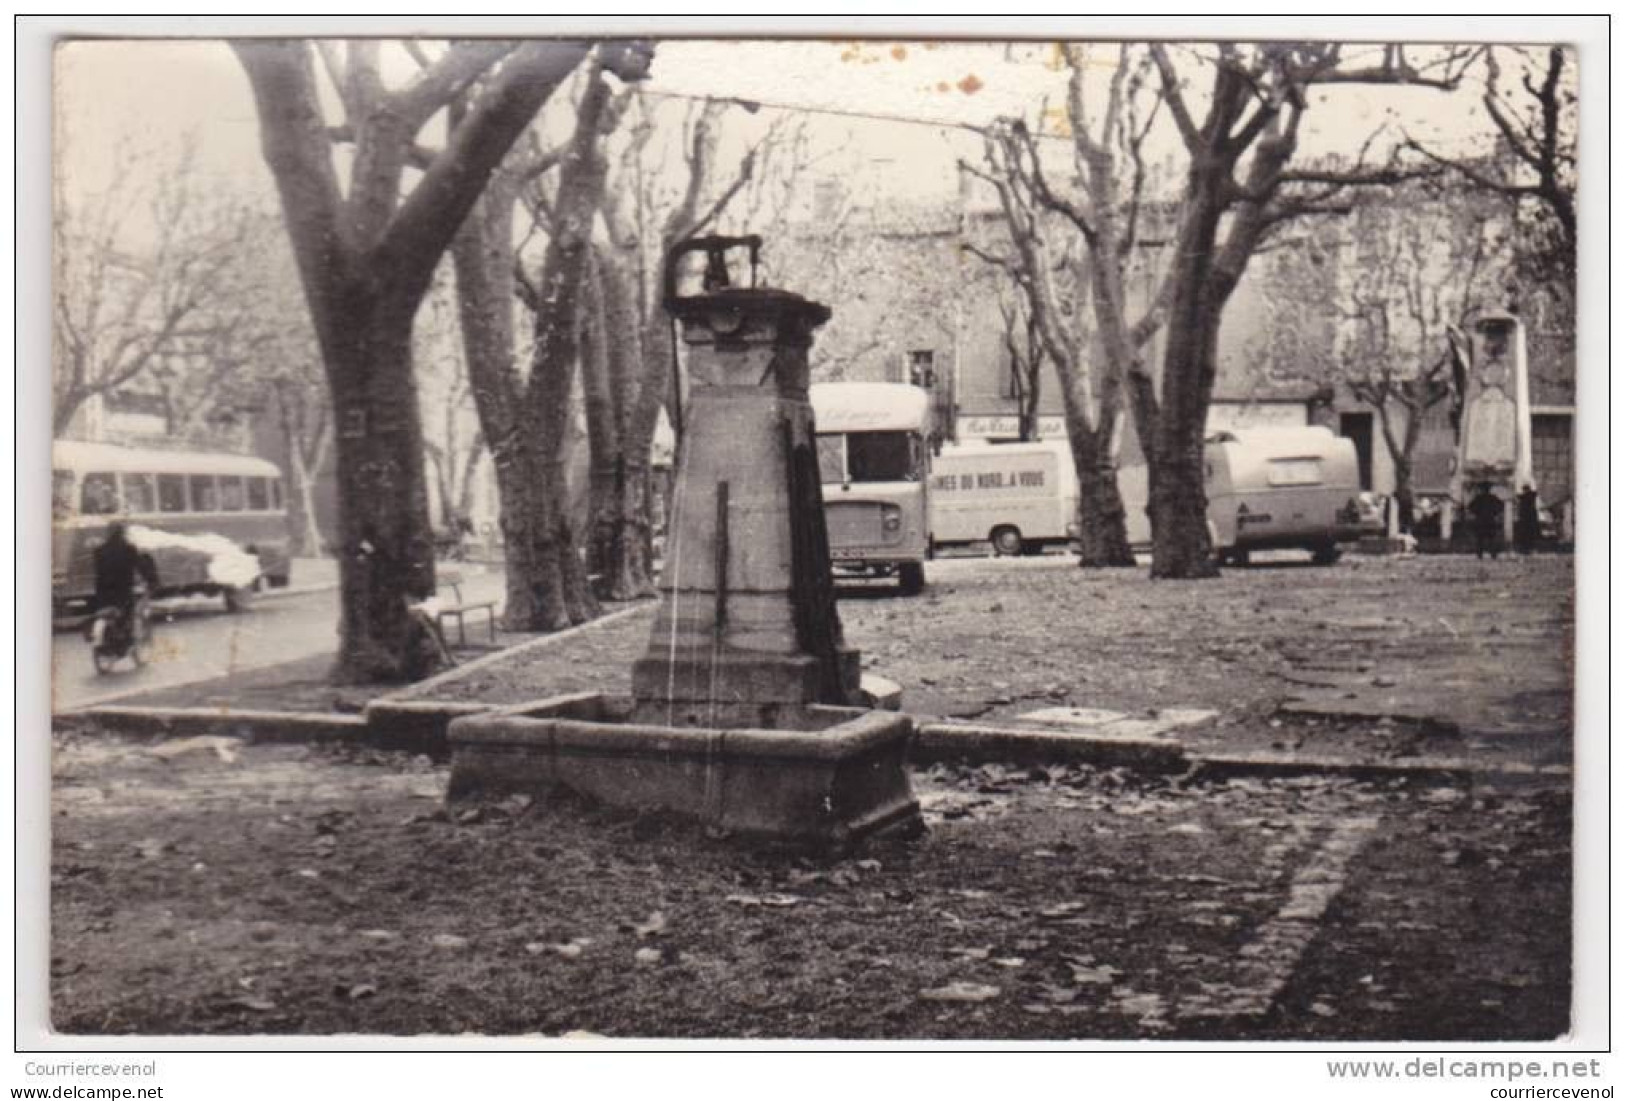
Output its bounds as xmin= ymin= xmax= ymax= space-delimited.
xmin=810 ymin=382 xmax=933 ymax=594
xmin=53 ymin=440 xmax=293 ymax=615
xmin=931 ymin=438 xmax=1078 ymax=555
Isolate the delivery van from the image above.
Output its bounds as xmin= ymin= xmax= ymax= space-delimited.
xmin=1204 ymin=426 xmax=1367 ymax=565
xmin=811 ymin=382 xmax=933 ymax=594
xmin=930 ymin=439 xmax=1078 ymax=555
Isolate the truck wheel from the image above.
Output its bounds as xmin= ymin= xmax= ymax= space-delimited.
xmin=898 ymin=562 xmax=926 ymax=595
xmin=1227 ymin=548 xmax=1251 ymax=568
xmin=990 ymin=526 xmax=1023 ymax=557
xmin=223 ymin=586 xmax=253 ymax=613
xmin=1311 ymin=543 xmax=1342 ymax=566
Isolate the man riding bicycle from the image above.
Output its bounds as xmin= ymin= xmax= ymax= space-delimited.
xmin=93 ymin=522 xmax=160 ymax=643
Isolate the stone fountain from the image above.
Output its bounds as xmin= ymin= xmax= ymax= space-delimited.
xmin=446 ymin=236 xmax=920 ymax=846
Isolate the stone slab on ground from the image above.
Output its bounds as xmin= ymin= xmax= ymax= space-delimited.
xmin=1018 ymin=706 xmax=1218 ymax=741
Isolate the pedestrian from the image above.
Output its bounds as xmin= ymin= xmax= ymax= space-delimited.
xmin=1466 ymin=483 xmax=1504 ymax=561
xmin=1514 ymin=484 xmax=1540 ymax=555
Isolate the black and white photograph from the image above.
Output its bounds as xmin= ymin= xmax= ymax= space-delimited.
xmin=20 ymin=15 xmax=1605 ymax=1084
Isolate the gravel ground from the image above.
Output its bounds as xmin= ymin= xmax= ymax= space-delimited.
xmin=50 ymin=734 xmax=1569 ymax=1040
xmin=403 ymin=554 xmax=1574 ymax=768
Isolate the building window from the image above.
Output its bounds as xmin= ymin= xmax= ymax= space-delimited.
xmin=812 ymin=179 xmax=843 ymax=223
xmin=908 ymin=350 xmax=935 ymax=388
xmin=1531 ymin=412 xmax=1573 ymax=504
xmin=1003 ymin=352 xmax=1023 ymax=399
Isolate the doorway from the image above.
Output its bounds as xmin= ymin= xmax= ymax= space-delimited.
xmin=1340 ymin=412 xmax=1374 ymax=490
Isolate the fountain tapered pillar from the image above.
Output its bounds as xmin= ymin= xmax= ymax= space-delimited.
xmin=632 ymin=286 xmax=859 ymax=729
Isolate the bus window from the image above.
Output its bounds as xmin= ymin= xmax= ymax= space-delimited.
xmin=246 ymin=476 xmax=269 ymax=510
xmin=158 ymin=474 xmax=187 ymax=513
xmin=846 ymin=431 xmax=915 ymax=482
xmin=53 ymin=470 xmax=76 ymax=519
xmin=81 ymin=473 xmax=120 ymax=515
xmin=816 ymin=435 xmax=846 ymax=484
xmin=270 ymin=478 xmax=284 ymax=509
xmin=219 ymin=475 xmax=246 ymax=511
xmin=189 ymin=475 xmax=218 ymax=512
xmin=121 ymin=473 xmax=157 ymax=514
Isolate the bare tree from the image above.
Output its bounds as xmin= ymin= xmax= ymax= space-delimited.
xmin=1407 ymin=46 xmax=1575 ymax=293
xmin=53 ymin=144 xmax=249 ymax=434
xmin=996 ymin=291 xmax=1045 ymax=443
xmin=1264 ymin=185 xmax=1504 ymax=531
xmin=585 ymin=91 xmax=773 ymax=599
xmin=233 ymin=39 xmax=592 ymax=680
xmin=1134 ymin=42 xmax=1476 ymax=577
xmin=416 ymin=274 xmax=485 ymax=533
xmin=450 ymin=46 xmax=652 ymax=630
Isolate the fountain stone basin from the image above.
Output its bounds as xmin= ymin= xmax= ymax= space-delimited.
xmin=445 ymin=698 xmax=923 ymax=844
xmin=446 ymin=692 xmax=919 ymax=847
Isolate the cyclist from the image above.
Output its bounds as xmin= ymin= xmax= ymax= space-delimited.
xmin=93 ymin=522 xmax=160 ymax=644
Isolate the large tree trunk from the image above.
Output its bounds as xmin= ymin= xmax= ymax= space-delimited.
xmin=451 ymin=178 xmax=594 ymax=630
xmin=1145 ymin=308 xmax=1222 ymax=580
xmin=1069 ymin=423 xmax=1135 ymax=567
xmin=323 ymin=301 xmax=439 ymax=681
xmin=1143 ymin=171 xmax=1229 ymax=580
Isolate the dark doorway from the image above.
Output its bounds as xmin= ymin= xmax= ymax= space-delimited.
xmin=1340 ymin=412 xmax=1374 ymax=490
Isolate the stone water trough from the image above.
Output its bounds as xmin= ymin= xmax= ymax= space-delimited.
xmin=447 ymin=236 xmax=920 ymax=847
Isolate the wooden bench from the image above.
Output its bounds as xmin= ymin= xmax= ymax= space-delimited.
xmin=435 ymin=571 xmax=497 ymax=647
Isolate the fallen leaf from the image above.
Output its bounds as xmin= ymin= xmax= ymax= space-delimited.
xmin=634 ymin=947 xmax=661 ymax=965
xmin=634 ymin=912 xmax=667 ymax=938
xmin=234 ymin=997 xmax=276 ymax=1012
xmin=1068 ymin=964 xmax=1118 ymax=985
xmin=725 ymin=893 xmax=802 ymax=908
xmin=920 ymin=982 xmax=1000 ymax=1003
xmin=148 ymin=736 xmax=241 ymax=764
xmin=347 ymin=983 xmax=377 ymax=1000
xmin=431 ymin=934 xmax=469 ymax=949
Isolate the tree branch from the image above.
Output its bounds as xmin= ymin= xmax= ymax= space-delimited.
xmin=392 ymin=40 xmax=518 ymax=130
xmin=1149 ymin=44 xmax=1201 ymax=151
xmin=374 ymin=39 xmax=593 ymax=304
